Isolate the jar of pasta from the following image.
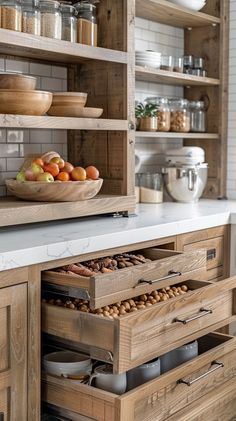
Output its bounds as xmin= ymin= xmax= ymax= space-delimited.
xmin=170 ymin=98 xmax=190 ymax=133
xmin=0 ymin=0 xmax=22 ymax=31
xmin=74 ymin=1 xmax=98 ymax=47
xmin=22 ymin=0 xmax=41 ymax=35
xmin=39 ymin=0 xmax=62 ymax=40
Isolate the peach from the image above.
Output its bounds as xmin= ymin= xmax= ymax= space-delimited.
xmin=85 ymin=165 xmax=99 ymax=180
xmin=71 ymin=166 xmax=86 ymax=181
xmin=50 ymin=157 xmax=65 ymax=169
xmin=43 ymin=163 xmax=60 ymax=177
xmin=62 ymin=161 xmax=74 ymax=173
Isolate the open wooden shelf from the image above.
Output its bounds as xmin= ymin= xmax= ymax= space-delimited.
xmin=136 ymin=132 xmax=219 ymax=139
xmin=135 ymin=66 xmax=220 ymax=87
xmin=0 ymin=29 xmax=128 ymax=65
xmin=0 ymin=195 xmax=135 ymax=227
xmin=0 ymin=114 xmax=128 ymax=131
xmin=135 ymin=0 xmax=220 ymax=28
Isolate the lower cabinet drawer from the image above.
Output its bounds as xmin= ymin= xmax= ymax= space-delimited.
xmin=42 ymin=277 xmax=236 ymax=373
xmin=166 ymin=377 xmax=236 ymax=421
xmin=42 ymin=332 xmax=236 ymax=421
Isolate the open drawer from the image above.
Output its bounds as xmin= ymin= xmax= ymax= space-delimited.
xmin=42 ymin=248 xmax=206 ymax=309
xmin=42 ymin=277 xmax=236 ymax=373
xmin=42 ymin=332 xmax=236 ymax=421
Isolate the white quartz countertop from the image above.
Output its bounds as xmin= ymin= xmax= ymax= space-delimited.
xmin=1 ymin=199 xmax=236 ymax=271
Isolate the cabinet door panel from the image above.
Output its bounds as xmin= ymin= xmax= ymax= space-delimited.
xmin=0 ymin=283 xmax=27 ymax=421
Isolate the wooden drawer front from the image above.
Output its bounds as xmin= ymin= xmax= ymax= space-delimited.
xmin=42 ymin=277 xmax=236 ymax=373
xmin=183 ymin=236 xmax=223 ymax=271
xmin=42 ymin=249 xmax=206 ymax=309
xmin=42 ymin=333 xmax=236 ymax=421
xmin=166 ymin=377 xmax=236 ymax=421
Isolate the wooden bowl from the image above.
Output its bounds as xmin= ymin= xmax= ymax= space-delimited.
xmin=6 ymin=178 xmax=103 ymax=202
xmin=52 ymin=92 xmax=88 ymax=107
xmin=0 ymin=90 xmax=53 ymax=115
xmin=47 ymin=105 xmax=103 ymax=118
xmin=0 ymin=73 xmax=37 ymax=90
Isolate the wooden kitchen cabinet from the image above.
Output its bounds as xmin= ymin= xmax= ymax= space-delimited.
xmin=0 ymin=267 xmax=41 ymax=421
xmin=177 ymin=225 xmax=230 ymax=281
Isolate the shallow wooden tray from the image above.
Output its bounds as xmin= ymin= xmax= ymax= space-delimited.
xmin=5 ymin=178 xmax=103 ymax=202
xmin=47 ymin=106 xmax=103 ymax=118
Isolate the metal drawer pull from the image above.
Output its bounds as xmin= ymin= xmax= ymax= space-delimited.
xmin=207 ymin=248 xmax=216 ymax=261
xmin=174 ymin=308 xmax=213 ymax=325
xmin=178 ymin=361 xmax=224 ymax=386
xmin=136 ymin=270 xmax=182 ymax=287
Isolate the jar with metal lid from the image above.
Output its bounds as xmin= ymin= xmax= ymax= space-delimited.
xmin=22 ymin=0 xmax=40 ymax=35
xmin=189 ymin=101 xmax=206 ymax=132
xmin=74 ymin=1 xmax=98 ymax=47
xmin=39 ymin=0 xmax=61 ymax=39
xmin=61 ymin=3 xmax=77 ymax=42
xmin=170 ymin=98 xmax=190 ymax=133
xmin=0 ymin=0 xmax=22 ymax=31
xmin=145 ymin=96 xmax=170 ymax=132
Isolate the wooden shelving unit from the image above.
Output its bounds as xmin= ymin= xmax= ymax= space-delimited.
xmin=136 ymin=132 xmax=219 ymax=139
xmin=135 ymin=0 xmax=229 ymax=199
xmin=135 ymin=66 xmax=220 ymax=87
xmin=135 ymin=0 xmax=220 ymax=28
xmin=0 ymin=115 xmax=128 ymax=131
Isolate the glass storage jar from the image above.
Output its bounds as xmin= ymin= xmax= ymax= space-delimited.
xmin=40 ymin=0 xmax=61 ymax=40
xmin=75 ymin=1 xmax=98 ymax=47
xmin=140 ymin=173 xmax=163 ymax=204
xmin=0 ymin=0 xmax=22 ymax=31
xmin=22 ymin=0 xmax=40 ymax=35
xmin=160 ymin=55 xmax=174 ymax=71
xmin=183 ymin=55 xmax=193 ymax=74
xmin=157 ymin=97 xmax=170 ymax=132
xmin=190 ymin=101 xmax=206 ymax=132
xmin=61 ymin=3 xmax=77 ymax=42
xmin=170 ymin=98 xmax=190 ymax=133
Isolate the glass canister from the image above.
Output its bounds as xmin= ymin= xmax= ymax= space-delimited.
xmin=61 ymin=3 xmax=77 ymax=43
xmin=22 ymin=0 xmax=41 ymax=35
xmin=190 ymin=101 xmax=206 ymax=133
xmin=157 ymin=97 xmax=170 ymax=132
xmin=75 ymin=1 xmax=98 ymax=47
xmin=39 ymin=0 xmax=61 ymax=40
xmin=140 ymin=173 xmax=163 ymax=204
xmin=0 ymin=0 xmax=22 ymax=31
xmin=170 ymin=98 xmax=190 ymax=133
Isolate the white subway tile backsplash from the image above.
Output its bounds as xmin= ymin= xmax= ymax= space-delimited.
xmin=41 ymin=77 xmax=63 ymax=91
xmin=6 ymin=158 xmax=25 ymax=171
xmin=29 ymin=62 xmax=51 ymax=77
xmin=0 ymin=59 xmax=4 ymax=71
xmin=0 ymin=158 xmax=6 ymax=171
xmin=29 ymin=129 xmax=52 ymax=144
xmin=0 ymin=144 xmax=19 ymax=157
xmin=7 ymin=130 xmax=29 ymax=143
xmin=0 ymin=130 xmax=6 ymax=143
xmin=6 ymin=59 xmax=29 ymax=73
xmin=52 ymin=130 xmax=67 ymax=144
xmin=52 ymin=66 xmax=67 ymax=79
xmin=0 ymin=171 xmax=17 ymax=185
xmin=41 ymin=144 xmax=64 ymax=155
xmin=19 ymin=144 xmax=41 ymax=157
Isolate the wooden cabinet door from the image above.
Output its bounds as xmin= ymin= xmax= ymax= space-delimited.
xmin=0 ymin=283 xmax=27 ymax=421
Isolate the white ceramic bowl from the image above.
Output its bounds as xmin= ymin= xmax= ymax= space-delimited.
xmin=42 ymin=351 xmax=92 ymax=377
xmin=168 ymin=0 xmax=206 ymax=11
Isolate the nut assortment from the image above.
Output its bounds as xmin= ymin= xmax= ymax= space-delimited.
xmin=43 ymin=284 xmax=190 ymax=319
xmin=55 ymin=253 xmax=152 ymax=277
xmin=157 ymin=111 xmax=171 ymax=132
xmin=170 ymin=111 xmax=190 ymax=133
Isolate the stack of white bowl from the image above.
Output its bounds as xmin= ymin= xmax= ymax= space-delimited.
xmin=167 ymin=0 xmax=206 ymax=11
xmin=135 ymin=51 xmax=162 ymax=69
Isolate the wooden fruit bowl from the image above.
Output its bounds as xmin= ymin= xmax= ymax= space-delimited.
xmin=6 ymin=179 xmax=103 ymax=202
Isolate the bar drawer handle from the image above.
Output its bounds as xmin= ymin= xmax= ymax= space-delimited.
xmin=178 ymin=361 xmax=224 ymax=386
xmin=136 ymin=270 xmax=182 ymax=287
xmin=174 ymin=308 xmax=213 ymax=325
xmin=207 ymin=248 xmax=216 ymax=261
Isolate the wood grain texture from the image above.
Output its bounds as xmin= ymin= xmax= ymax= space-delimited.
xmin=0 ymin=195 xmax=136 ymax=227
xmin=135 ymin=66 xmax=220 ymax=87
xmin=42 ymin=249 xmax=207 ymax=309
xmin=135 ymin=0 xmax=220 ymax=27
xmin=135 ymin=132 xmax=219 ymax=139
xmin=0 ymin=114 xmax=128 ymax=130
xmin=0 ymin=28 xmax=128 ymax=64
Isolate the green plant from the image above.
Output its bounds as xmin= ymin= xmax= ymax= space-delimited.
xmin=135 ymin=102 xmax=159 ymax=118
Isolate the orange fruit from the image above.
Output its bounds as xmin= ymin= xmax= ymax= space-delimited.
xmin=56 ymin=172 xmax=70 ymax=182
xmin=43 ymin=163 xmax=60 ymax=177
xmin=85 ymin=165 xmax=99 ymax=180
xmin=71 ymin=166 xmax=86 ymax=181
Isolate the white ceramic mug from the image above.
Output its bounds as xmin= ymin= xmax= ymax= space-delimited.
xmin=126 ymin=357 xmax=161 ymax=391
xmin=89 ymin=364 xmax=127 ymax=395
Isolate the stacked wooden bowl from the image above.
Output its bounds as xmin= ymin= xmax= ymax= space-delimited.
xmin=0 ymin=73 xmax=52 ymax=115
xmin=47 ymin=92 xmax=103 ymax=118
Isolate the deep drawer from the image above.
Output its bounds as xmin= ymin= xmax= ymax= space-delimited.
xmin=42 ymin=332 xmax=236 ymax=421
xmin=182 ymin=236 xmax=223 ymax=271
xmin=42 ymin=277 xmax=236 ymax=373
xmin=42 ymin=248 xmax=206 ymax=309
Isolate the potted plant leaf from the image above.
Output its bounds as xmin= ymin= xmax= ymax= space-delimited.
xmin=135 ymin=102 xmax=159 ymax=132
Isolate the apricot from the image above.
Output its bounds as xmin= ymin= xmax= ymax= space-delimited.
xmin=71 ymin=166 xmax=86 ymax=181
xmin=56 ymin=171 xmax=70 ymax=182
xmin=43 ymin=163 xmax=60 ymax=177
xmin=85 ymin=165 xmax=99 ymax=180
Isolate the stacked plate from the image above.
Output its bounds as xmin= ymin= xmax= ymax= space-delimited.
xmin=135 ymin=50 xmax=162 ymax=69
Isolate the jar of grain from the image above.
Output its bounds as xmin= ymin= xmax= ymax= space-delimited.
xmin=22 ymin=0 xmax=40 ymax=35
xmin=74 ymin=1 xmax=98 ymax=47
xmin=39 ymin=0 xmax=61 ymax=39
xmin=61 ymin=3 xmax=77 ymax=43
xmin=0 ymin=0 xmax=22 ymax=31
xmin=170 ymin=98 xmax=190 ymax=133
